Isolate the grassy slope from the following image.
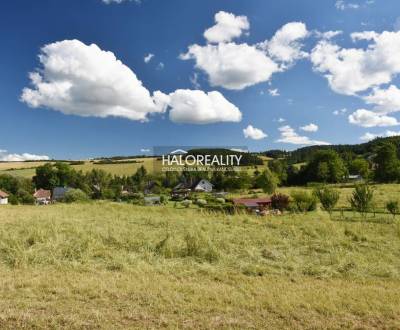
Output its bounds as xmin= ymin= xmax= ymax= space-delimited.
xmin=0 ymin=203 xmax=399 ymax=329
xmin=0 ymin=158 xmax=157 ymax=178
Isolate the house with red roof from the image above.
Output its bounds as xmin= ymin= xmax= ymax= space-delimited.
xmin=0 ymin=190 xmax=9 ymax=205
xmin=232 ymin=197 xmax=272 ymax=213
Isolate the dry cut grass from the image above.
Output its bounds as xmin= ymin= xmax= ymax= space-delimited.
xmin=0 ymin=203 xmax=399 ymax=329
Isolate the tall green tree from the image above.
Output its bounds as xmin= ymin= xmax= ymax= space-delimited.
xmin=304 ymin=150 xmax=347 ymax=183
xmin=374 ymin=142 xmax=400 ymax=182
xmin=255 ymin=168 xmax=279 ymax=194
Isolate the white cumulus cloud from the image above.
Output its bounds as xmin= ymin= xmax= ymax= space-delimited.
xmin=243 ymin=125 xmax=267 ymax=140
xmin=300 ymin=123 xmax=318 ymax=132
xmin=360 ymin=130 xmax=400 ymax=141
xmin=363 ymin=85 xmax=400 ymax=114
xmin=21 ymin=40 xmax=162 ymax=122
xmin=348 ymin=109 xmax=399 ymax=127
xmin=181 ymin=19 xmax=308 ymax=91
xmin=260 ymin=22 xmax=308 ymax=65
xmin=180 ymin=42 xmax=279 ymax=90
xmin=276 ymin=125 xmax=330 ymax=145
xmin=153 ymin=89 xmax=242 ymax=124
xmin=311 ymin=31 xmax=400 ymax=95
xmin=204 ymin=11 xmax=249 ymax=44
xmin=0 ymin=150 xmax=50 ymax=162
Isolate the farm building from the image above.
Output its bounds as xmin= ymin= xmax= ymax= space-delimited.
xmin=348 ymin=174 xmax=363 ymax=182
xmin=33 ymin=189 xmax=52 ymax=205
xmin=0 ymin=190 xmax=9 ymax=205
xmin=52 ymin=187 xmax=71 ymax=202
xmin=232 ymin=198 xmax=272 ymax=212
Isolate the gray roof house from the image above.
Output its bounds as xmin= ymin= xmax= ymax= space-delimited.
xmin=173 ymin=179 xmax=213 ymax=195
xmin=52 ymin=187 xmax=71 ymax=201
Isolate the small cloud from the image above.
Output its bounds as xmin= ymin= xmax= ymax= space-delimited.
xmin=276 ymin=125 xmax=329 ymax=145
xmin=144 ymin=53 xmax=154 ymax=63
xmin=140 ymin=148 xmax=151 ymax=153
xmin=243 ymin=125 xmax=268 ymax=140
xmin=276 ymin=118 xmax=286 ymax=123
xmin=335 ymin=0 xmax=360 ymax=10
xmin=300 ymin=123 xmax=318 ymax=132
xmin=314 ymin=30 xmax=343 ymax=40
xmin=333 ymin=108 xmax=347 ymax=115
xmin=268 ymin=88 xmax=280 ymax=97
xmin=157 ymin=62 xmax=165 ymax=70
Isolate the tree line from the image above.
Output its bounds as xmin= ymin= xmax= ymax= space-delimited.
xmin=1 ymin=140 xmax=400 ymax=204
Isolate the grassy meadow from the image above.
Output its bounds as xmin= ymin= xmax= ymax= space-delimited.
xmin=0 ymin=158 xmax=157 ymax=178
xmin=0 ymin=203 xmax=399 ymax=329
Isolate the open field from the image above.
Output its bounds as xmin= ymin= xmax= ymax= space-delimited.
xmin=0 ymin=203 xmax=399 ymax=328
xmin=0 ymin=156 xmax=269 ymax=178
xmin=0 ymin=158 xmax=158 ymax=178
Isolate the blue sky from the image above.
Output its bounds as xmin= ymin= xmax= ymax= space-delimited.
xmin=1 ymin=0 xmax=400 ymax=160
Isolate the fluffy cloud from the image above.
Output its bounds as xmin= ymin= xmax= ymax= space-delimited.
xmin=180 ymin=43 xmax=279 ymax=90
xmin=276 ymin=125 xmax=330 ymax=145
xmin=0 ymin=150 xmax=50 ymax=162
xmin=181 ymin=19 xmax=308 ymax=90
xmin=311 ymin=31 xmax=400 ymax=95
xmin=204 ymin=11 xmax=249 ymax=44
xmin=348 ymin=109 xmax=399 ymax=127
xmin=360 ymin=130 xmax=400 ymax=141
xmin=21 ymin=40 xmax=162 ymax=122
xmin=363 ymin=85 xmax=400 ymax=114
xmin=153 ymin=89 xmax=242 ymax=124
xmin=243 ymin=125 xmax=267 ymax=140
xmin=300 ymin=123 xmax=318 ymax=132
xmin=260 ymin=22 xmax=308 ymax=65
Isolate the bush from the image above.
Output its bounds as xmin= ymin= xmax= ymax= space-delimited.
xmin=386 ymin=200 xmax=399 ymax=218
xmin=215 ymin=198 xmax=225 ymax=204
xmin=16 ymin=189 xmax=35 ymax=205
xmin=181 ymin=200 xmax=192 ymax=208
xmin=314 ymin=186 xmax=340 ymax=216
xmin=196 ymin=199 xmax=207 ymax=207
xmin=290 ymin=191 xmax=317 ymax=213
xmin=271 ymin=193 xmax=290 ymax=211
xmin=64 ymin=189 xmax=89 ymax=203
xmin=349 ymin=184 xmax=374 ymax=218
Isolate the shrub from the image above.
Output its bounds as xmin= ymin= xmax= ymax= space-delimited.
xmin=349 ymin=184 xmax=374 ymax=218
xmin=196 ymin=199 xmax=207 ymax=207
xmin=182 ymin=200 xmax=192 ymax=208
xmin=386 ymin=200 xmax=399 ymax=218
xmin=314 ymin=186 xmax=340 ymax=217
xmin=215 ymin=198 xmax=225 ymax=204
xmin=16 ymin=189 xmax=35 ymax=205
xmin=271 ymin=193 xmax=290 ymax=211
xmin=290 ymin=191 xmax=317 ymax=213
xmin=64 ymin=189 xmax=89 ymax=203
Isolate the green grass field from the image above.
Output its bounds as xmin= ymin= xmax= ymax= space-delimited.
xmin=0 ymin=158 xmax=158 ymax=178
xmin=0 ymin=203 xmax=399 ymax=328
